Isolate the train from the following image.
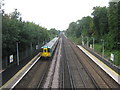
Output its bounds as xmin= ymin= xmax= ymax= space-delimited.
xmin=40 ymin=37 xmax=59 ymax=58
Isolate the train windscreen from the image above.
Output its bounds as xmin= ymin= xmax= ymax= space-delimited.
xmin=48 ymin=48 xmax=50 ymax=52
xmin=44 ymin=49 xmax=47 ymax=52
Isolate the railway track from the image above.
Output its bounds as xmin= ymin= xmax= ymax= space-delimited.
xmin=37 ymin=59 xmax=51 ymax=88
xmin=42 ymin=38 xmax=62 ymax=88
xmin=15 ymin=58 xmax=51 ymax=88
xmin=68 ymin=40 xmax=100 ymax=90
xmin=71 ymin=50 xmax=97 ymax=88
xmin=77 ymin=48 xmax=120 ymax=88
xmin=12 ymin=38 xmax=61 ymax=89
xmin=68 ymin=40 xmax=100 ymax=89
xmin=61 ymin=40 xmax=75 ymax=88
xmin=4 ymin=35 xmax=119 ymax=89
xmin=62 ymin=37 xmax=97 ymax=88
xmin=68 ymin=37 xmax=120 ymax=88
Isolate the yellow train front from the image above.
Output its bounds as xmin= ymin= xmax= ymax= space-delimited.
xmin=40 ymin=46 xmax=51 ymax=57
xmin=40 ymin=37 xmax=58 ymax=58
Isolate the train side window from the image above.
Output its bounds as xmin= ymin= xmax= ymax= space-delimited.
xmin=48 ymin=48 xmax=50 ymax=52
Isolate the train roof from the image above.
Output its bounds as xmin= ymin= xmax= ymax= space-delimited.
xmin=41 ymin=37 xmax=58 ymax=49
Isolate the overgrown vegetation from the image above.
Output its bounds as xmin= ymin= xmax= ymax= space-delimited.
xmin=66 ymin=1 xmax=120 ymax=66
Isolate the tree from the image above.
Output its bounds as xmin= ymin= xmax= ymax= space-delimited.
xmin=107 ymin=2 xmax=119 ymax=50
xmin=92 ymin=6 xmax=109 ymax=41
xmin=2 ymin=10 xmax=52 ymax=57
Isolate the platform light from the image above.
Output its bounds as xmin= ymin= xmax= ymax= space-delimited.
xmin=101 ymin=39 xmax=104 ymax=58
xmin=85 ymin=36 xmax=89 ymax=47
xmin=92 ymin=37 xmax=95 ymax=51
xmin=81 ymin=35 xmax=84 ymax=45
xmin=16 ymin=41 xmax=20 ymax=65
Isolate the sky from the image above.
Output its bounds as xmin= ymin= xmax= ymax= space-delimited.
xmin=3 ymin=0 xmax=109 ymax=30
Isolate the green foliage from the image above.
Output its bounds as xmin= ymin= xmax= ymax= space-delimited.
xmin=66 ymin=2 xmax=120 ymax=50
xmin=94 ymin=43 xmax=120 ymax=66
xmin=67 ymin=35 xmax=81 ymax=45
xmin=66 ymin=16 xmax=94 ymax=39
xmin=94 ymin=44 xmax=102 ymax=54
xmin=92 ymin=6 xmax=109 ymax=41
xmin=2 ymin=9 xmax=51 ymax=56
xmin=66 ymin=2 xmax=120 ymax=66
xmin=49 ymin=28 xmax=59 ymax=39
xmin=106 ymin=2 xmax=119 ymax=50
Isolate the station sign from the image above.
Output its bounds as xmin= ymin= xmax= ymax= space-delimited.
xmin=10 ymin=55 xmax=13 ymax=63
xmin=90 ymin=44 xmax=92 ymax=49
xmin=110 ymin=53 xmax=114 ymax=61
xmin=36 ymin=45 xmax=38 ymax=50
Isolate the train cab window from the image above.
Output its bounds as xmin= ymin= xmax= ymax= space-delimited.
xmin=48 ymin=48 xmax=50 ymax=52
xmin=44 ymin=49 xmax=47 ymax=52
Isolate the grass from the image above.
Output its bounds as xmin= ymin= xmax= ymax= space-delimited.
xmin=68 ymin=36 xmax=81 ymax=45
xmin=94 ymin=44 xmax=120 ymax=66
xmin=94 ymin=44 xmax=102 ymax=55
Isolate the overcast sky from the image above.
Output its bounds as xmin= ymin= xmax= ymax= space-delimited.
xmin=4 ymin=0 xmax=109 ymax=30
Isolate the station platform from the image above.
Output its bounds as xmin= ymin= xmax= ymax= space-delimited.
xmin=0 ymin=53 xmax=41 ymax=89
xmin=77 ymin=45 xmax=120 ymax=85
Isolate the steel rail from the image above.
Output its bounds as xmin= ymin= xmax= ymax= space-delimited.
xmin=72 ymin=52 xmax=87 ymax=88
xmin=37 ymin=61 xmax=50 ymax=88
xmin=83 ymin=54 xmax=112 ymax=88
xmin=69 ymin=39 xmax=112 ymax=88
xmin=63 ymin=39 xmax=75 ymax=89
xmin=61 ymin=48 xmax=65 ymax=88
xmin=77 ymin=47 xmax=113 ymax=88
xmin=68 ymin=40 xmax=100 ymax=89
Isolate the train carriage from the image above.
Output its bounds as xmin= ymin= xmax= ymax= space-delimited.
xmin=40 ymin=37 xmax=59 ymax=58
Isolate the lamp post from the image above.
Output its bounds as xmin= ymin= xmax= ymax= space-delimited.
xmin=86 ymin=36 xmax=89 ymax=47
xmin=92 ymin=37 xmax=95 ymax=50
xmin=31 ymin=42 xmax=32 ymax=55
xmin=81 ymin=35 xmax=84 ymax=45
xmin=101 ymin=39 xmax=104 ymax=57
xmin=16 ymin=41 xmax=20 ymax=65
